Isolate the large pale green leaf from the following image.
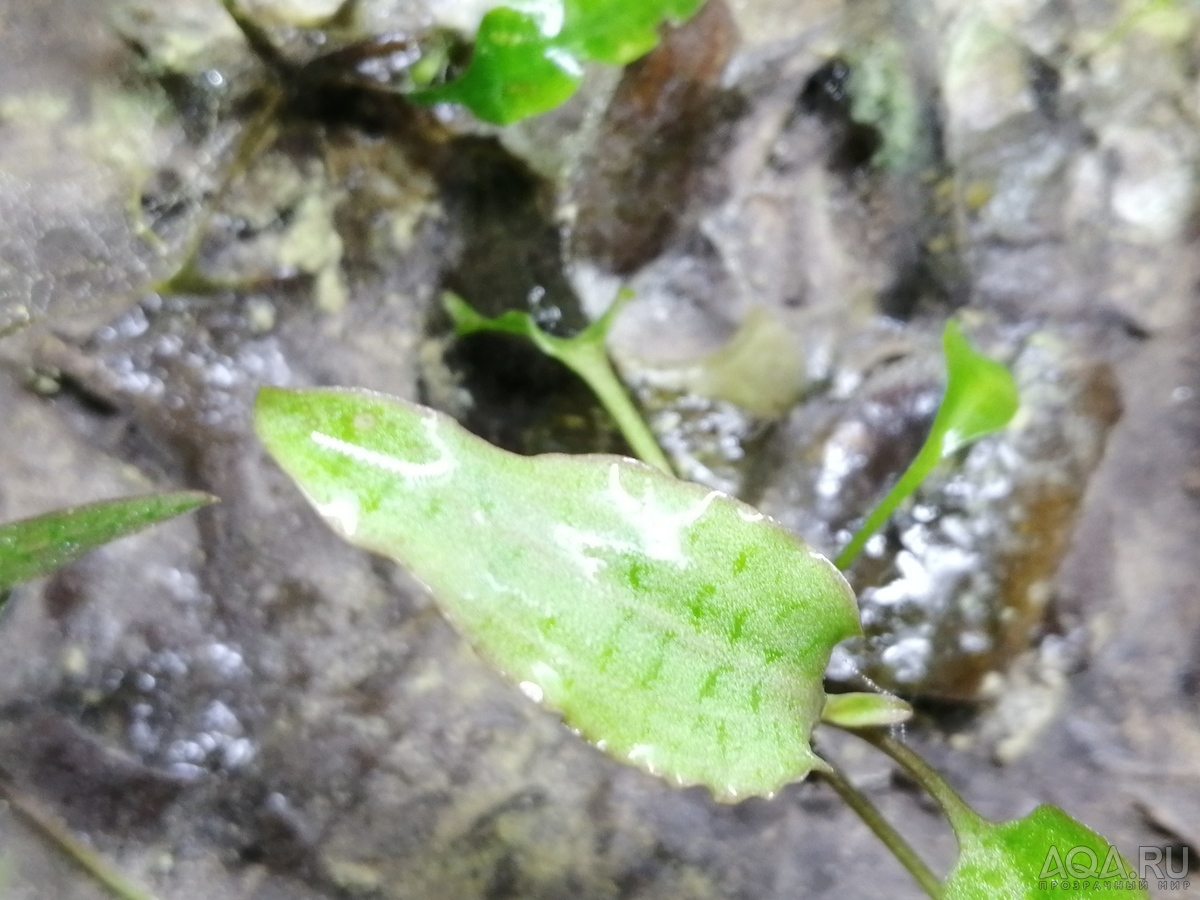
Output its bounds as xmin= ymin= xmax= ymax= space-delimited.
xmin=255 ymin=386 xmax=861 ymax=799
xmin=835 ymin=319 xmax=1019 ymax=569
xmin=944 ymin=805 xmax=1149 ymax=899
xmin=0 ymin=492 xmax=215 ymax=592
xmin=414 ymin=0 xmax=706 ymax=123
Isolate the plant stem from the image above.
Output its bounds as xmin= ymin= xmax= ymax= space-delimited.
xmin=570 ymin=348 xmax=673 ymax=475
xmin=835 ymin=439 xmax=940 ymax=570
xmin=818 ymin=764 xmax=944 ymax=899
xmin=0 ymin=778 xmax=160 ymax=900
xmin=859 ymin=730 xmax=985 ymax=837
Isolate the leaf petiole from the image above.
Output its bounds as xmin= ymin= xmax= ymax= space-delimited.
xmin=835 ymin=320 xmax=1018 ymax=570
xmin=444 ymin=290 xmax=673 ymax=474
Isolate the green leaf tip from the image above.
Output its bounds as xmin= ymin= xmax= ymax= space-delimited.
xmin=945 ymin=805 xmax=1149 ymax=899
xmin=0 ymin=491 xmax=216 ymax=592
xmin=254 ymin=385 xmax=863 ymax=799
xmin=414 ymin=0 xmax=707 ymax=124
xmin=821 ymin=692 xmax=913 ymax=729
xmin=835 ymin=319 xmax=1019 ymax=570
xmin=938 ymin=319 xmax=1020 ymax=455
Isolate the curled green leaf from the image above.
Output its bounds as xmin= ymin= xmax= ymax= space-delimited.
xmin=444 ymin=290 xmax=672 ymax=474
xmin=0 ymin=492 xmax=216 ymax=592
xmin=821 ymin=692 xmax=913 ymax=729
xmin=835 ymin=320 xmax=1019 ymax=569
xmin=255 ymin=386 xmax=862 ymax=799
xmin=414 ymin=0 xmax=706 ymax=124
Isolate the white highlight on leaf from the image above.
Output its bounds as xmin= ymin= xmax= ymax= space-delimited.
xmin=518 ymin=681 xmax=544 ymax=703
xmin=517 ymin=0 xmax=565 ymax=37
xmin=552 ymin=466 xmax=722 ymax=580
xmin=627 ymin=743 xmax=659 ymax=774
xmin=309 ymin=416 xmax=455 ymax=480
xmin=312 ymin=492 xmax=360 ymax=538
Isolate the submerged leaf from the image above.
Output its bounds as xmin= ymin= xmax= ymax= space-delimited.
xmin=0 ymin=492 xmax=216 ymax=592
xmin=944 ymin=805 xmax=1149 ymax=899
xmin=444 ymin=291 xmax=672 ymax=474
xmin=415 ymin=0 xmax=706 ymax=123
xmin=877 ymin=733 xmax=1148 ymax=899
xmin=255 ymin=386 xmax=862 ymax=798
xmin=835 ymin=320 xmax=1019 ymax=569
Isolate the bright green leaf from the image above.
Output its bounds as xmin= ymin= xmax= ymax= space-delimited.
xmin=255 ymin=386 xmax=862 ymax=799
xmin=821 ymin=692 xmax=913 ymax=729
xmin=835 ymin=319 xmax=1019 ymax=569
xmin=945 ymin=805 xmax=1149 ymax=899
xmin=561 ymin=0 xmax=703 ymax=65
xmin=873 ymin=734 xmax=1149 ymax=900
xmin=444 ymin=290 xmax=673 ymax=474
xmin=415 ymin=7 xmax=581 ymax=125
xmin=415 ymin=0 xmax=706 ymax=123
xmin=0 ymin=492 xmax=216 ymax=592
xmin=937 ymin=319 xmax=1022 ymax=455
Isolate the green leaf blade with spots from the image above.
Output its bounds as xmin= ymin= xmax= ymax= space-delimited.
xmin=0 ymin=492 xmax=216 ymax=592
xmin=945 ymin=805 xmax=1149 ymax=899
xmin=255 ymin=386 xmax=862 ymax=799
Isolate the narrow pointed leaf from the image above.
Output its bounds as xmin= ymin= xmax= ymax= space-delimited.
xmin=945 ymin=805 xmax=1149 ymax=899
xmin=0 ymin=492 xmax=216 ymax=592
xmin=255 ymin=386 xmax=862 ymax=799
xmin=835 ymin=320 xmax=1019 ymax=569
xmin=821 ymin=692 xmax=912 ymax=729
xmin=414 ymin=0 xmax=706 ymax=124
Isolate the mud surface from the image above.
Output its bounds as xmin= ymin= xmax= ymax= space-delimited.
xmin=1 ymin=0 xmax=1198 ymax=897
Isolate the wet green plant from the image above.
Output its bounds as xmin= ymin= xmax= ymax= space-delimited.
xmin=215 ymin=0 xmax=704 ymax=127
xmin=0 ymin=490 xmax=214 ymax=900
xmin=413 ymin=0 xmax=706 ymax=123
xmin=0 ymin=492 xmax=214 ymax=594
xmin=444 ymin=290 xmax=671 ymax=473
xmin=833 ymin=319 xmax=1019 ymax=569
xmin=254 ymin=320 xmax=1146 ymax=898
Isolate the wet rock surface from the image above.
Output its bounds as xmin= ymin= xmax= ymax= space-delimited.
xmin=1 ymin=0 xmax=1199 ymax=899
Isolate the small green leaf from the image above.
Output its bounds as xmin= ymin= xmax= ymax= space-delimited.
xmin=945 ymin=805 xmax=1149 ymax=899
xmin=937 ymin=319 xmax=1021 ymax=455
xmin=821 ymin=692 xmax=913 ymax=729
xmin=255 ymin=386 xmax=862 ymax=799
xmin=416 ymin=7 xmax=581 ymax=125
xmin=835 ymin=319 xmax=1019 ymax=569
xmin=0 ymin=492 xmax=216 ymax=592
xmin=561 ymin=0 xmax=702 ymax=65
xmin=444 ymin=290 xmax=673 ymax=474
xmin=415 ymin=0 xmax=706 ymax=124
